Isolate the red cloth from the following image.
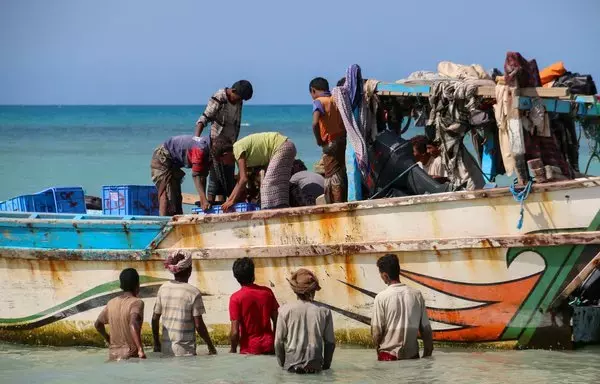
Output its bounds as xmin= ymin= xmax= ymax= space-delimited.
xmin=378 ymin=351 xmax=398 ymax=361
xmin=229 ymin=284 xmax=279 ymax=354
xmin=187 ymin=147 xmax=209 ymax=175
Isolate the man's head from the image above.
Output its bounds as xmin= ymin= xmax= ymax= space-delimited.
xmin=120 ymin=268 xmax=140 ymax=295
xmin=288 ymin=268 xmax=321 ymax=301
xmin=232 ymin=257 xmax=255 ymax=286
xmin=376 ymin=254 xmax=401 ymax=285
xmin=228 ymin=80 xmax=253 ymax=104
xmin=336 ymin=78 xmax=346 ymax=87
xmin=427 ymin=142 xmax=441 ymax=158
xmin=411 ymin=135 xmax=431 ymax=165
xmin=292 ymin=159 xmax=308 ymax=175
xmin=212 ymin=136 xmax=235 ymax=165
xmin=164 ymin=251 xmax=193 ymax=282
xmin=309 ymin=77 xmax=330 ymax=100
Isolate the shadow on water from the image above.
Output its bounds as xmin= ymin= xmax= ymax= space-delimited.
xmin=1 ymin=343 xmax=599 ymax=384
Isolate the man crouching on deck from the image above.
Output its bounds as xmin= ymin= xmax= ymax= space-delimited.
xmin=229 ymin=257 xmax=279 ymax=354
xmin=150 ymin=135 xmax=213 ymax=216
xmin=274 ymin=268 xmax=335 ymax=373
xmin=94 ymin=268 xmax=146 ymax=360
xmin=371 ymin=254 xmax=433 ymax=361
xmin=152 ymin=251 xmax=217 ymax=356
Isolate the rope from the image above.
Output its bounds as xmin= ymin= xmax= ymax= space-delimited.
xmin=369 ymin=163 xmax=419 ymax=200
xmin=509 ymin=180 xmax=533 ymax=230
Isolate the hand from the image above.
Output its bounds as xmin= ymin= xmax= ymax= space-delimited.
xmin=153 ymin=344 xmax=161 ymax=353
xmin=138 ymin=348 xmax=147 ymax=359
xmin=221 ymin=200 xmax=233 ymax=213
xmin=208 ymin=346 xmax=217 ymax=355
xmin=199 ymin=198 xmax=211 ymax=211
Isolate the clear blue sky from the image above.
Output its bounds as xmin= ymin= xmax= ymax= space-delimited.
xmin=1 ymin=0 xmax=598 ymax=105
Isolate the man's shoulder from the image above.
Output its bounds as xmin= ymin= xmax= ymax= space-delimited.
xmin=212 ymin=89 xmax=227 ymax=102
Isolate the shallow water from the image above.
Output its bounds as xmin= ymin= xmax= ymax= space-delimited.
xmin=1 ymin=343 xmax=599 ymax=384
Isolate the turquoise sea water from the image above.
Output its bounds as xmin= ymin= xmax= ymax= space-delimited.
xmin=0 ymin=105 xmax=599 ymax=202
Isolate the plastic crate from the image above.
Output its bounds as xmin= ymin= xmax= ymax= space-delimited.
xmin=102 ymin=185 xmax=159 ymax=216
xmin=0 ymin=187 xmax=84 ymax=213
xmin=38 ymin=187 xmax=86 ymax=214
xmin=192 ymin=202 xmax=259 ymax=215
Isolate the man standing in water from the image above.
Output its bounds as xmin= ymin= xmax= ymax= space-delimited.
xmin=229 ymin=257 xmax=279 ymax=354
xmin=195 ymin=80 xmax=253 ymax=202
xmin=152 ymin=251 xmax=217 ymax=356
xmin=94 ymin=268 xmax=146 ymax=360
xmin=274 ymin=268 xmax=335 ymax=373
xmin=371 ymin=254 xmax=433 ymax=361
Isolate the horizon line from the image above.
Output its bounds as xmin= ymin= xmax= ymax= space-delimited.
xmin=0 ymin=103 xmax=312 ymax=107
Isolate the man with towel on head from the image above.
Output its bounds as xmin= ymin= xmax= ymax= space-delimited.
xmin=274 ymin=268 xmax=335 ymax=374
xmin=152 ymin=251 xmax=217 ymax=356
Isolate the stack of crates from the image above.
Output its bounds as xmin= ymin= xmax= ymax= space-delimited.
xmin=102 ymin=185 xmax=159 ymax=216
xmin=0 ymin=187 xmax=86 ymax=214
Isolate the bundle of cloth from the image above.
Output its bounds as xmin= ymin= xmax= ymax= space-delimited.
xmin=396 ymin=61 xmax=494 ymax=85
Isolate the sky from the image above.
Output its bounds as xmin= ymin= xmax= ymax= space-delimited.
xmin=0 ymin=0 xmax=599 ymax=105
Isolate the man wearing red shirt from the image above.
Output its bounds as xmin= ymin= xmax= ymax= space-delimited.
xmin=229 ymin=257 xmax=279 ymax=354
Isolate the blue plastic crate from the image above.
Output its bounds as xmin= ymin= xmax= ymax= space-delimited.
xmin=192 ymin=202 xmax=259 ymax=215
xmin=102 ymin=185 xmax=159 ymax=216
xmin=0 ymin=193 xmax=55 ymax=213
xmin=38 ymin=187 xmax=86 ymax=214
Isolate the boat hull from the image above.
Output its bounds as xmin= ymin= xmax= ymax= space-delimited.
xmin=2 ymin=178 xmax=600 ymax=349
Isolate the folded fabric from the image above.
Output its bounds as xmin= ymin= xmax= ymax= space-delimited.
xmin=437 ymin=61 xmax=491 ymax=80
xmin=539 ymin=61 xmax=566 ymax=85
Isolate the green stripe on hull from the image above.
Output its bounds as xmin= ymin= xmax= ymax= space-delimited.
xmin=0 ymin=276 xmax=167 ymax=325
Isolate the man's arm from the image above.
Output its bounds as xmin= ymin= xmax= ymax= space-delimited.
xmin=221 ymin=156 xmax=248 ymax=212
xmin=370 ymin=296 xmax=384 ymax=352
xmin=94 ymin=307 xmax=110 ymax=344
xmin=195 ymin=95 xmax=222 ymax=137
xmin=229 ymin=320 xmax=240 ymax=353
xmin=151 ymin=313 xmax=161 ymax=352
xmin=323 ymin=310 xmax=336 ymax=370
xmin=274 ymin=310 xmax=286 ymax=368
xmin=194 ymin=315 xmax=217 ymax=354
xmin=129 ymin=301 xmax=146 ymax=359
xmin=419 ymin=295 xmax=434 ymax=357
xmin=312 ymin=110 xmax=324 ymax=146
xmin=193 ymin=175 xmax=210 ymax=210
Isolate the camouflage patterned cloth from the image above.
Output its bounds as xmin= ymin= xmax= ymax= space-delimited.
xmin=150 ymin=144 xmax=185 ymax=215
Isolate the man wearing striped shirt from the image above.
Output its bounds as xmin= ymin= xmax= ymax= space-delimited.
xmin=195 ymin=80 xmax=253 ymax=202
xmin=152 ymin=251 xmax=217 ymax=356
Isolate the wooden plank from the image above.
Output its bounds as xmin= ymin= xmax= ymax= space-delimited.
xmin=182 ymin=193 xmax=197 ymax=205
xmin=515 ymin=96 xmax=600 ymax=117
xmin=549 ymin=252 xmax=600 ymax=309
xmin=477 ymin=86 xmax=568 ymax=98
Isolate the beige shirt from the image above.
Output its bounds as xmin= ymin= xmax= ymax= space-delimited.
xmin=419 ymin=156 xmax=446 ymax=177
xmin=371 ymin=283 xmax=430 ymax=359
xmin=96 ymin=293 xmax=144 ymax=360
xmin=153 ymin=281 xmax=206 ymax=356
xmin=274 ymin=300 xmax=335 ymax=371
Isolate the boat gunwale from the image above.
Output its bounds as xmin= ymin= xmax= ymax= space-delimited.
xmin=171 ymin=177 xmax=600 ymax=225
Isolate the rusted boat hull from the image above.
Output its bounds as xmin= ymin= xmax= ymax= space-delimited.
xmin=2 ymin=178 xmax=600 ymax=349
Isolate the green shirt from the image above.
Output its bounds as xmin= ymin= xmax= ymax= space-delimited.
xmin=233 ymin=132 xmax=288 ymax=168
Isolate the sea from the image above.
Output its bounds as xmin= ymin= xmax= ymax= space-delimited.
xmin=1 ymin=105 xmax=599 ymax=203
xmin=1 ymin=105 xmax=600 ymax=383
xmin=0 ymin=343 xmax=599 ymax=384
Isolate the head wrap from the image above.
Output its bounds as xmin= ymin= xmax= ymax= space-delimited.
xmin=288 ymin=268 xmax=321 ymax=296
xmin=164 ymin=250 xmax=192 ymax=274
xmin=343 ymin=64 xmax=363 ymax=111
xmin=231 ymin=80 xmax=253 ymax=101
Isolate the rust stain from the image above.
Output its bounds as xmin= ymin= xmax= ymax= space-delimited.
xmin=177 ymin=224 xmax=203 ymax=249
xmin=480 ymin=239 xmax=493 ymax=248
xmin=433 ymin=245 xmax=442 ymax=258
xmin=317 ymin=213 xmax=337 ymax=244
xmin=47 ymin=259 xmax=69 ymax=286
xmin=264 ymin=220 xmax=272 ymax=246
